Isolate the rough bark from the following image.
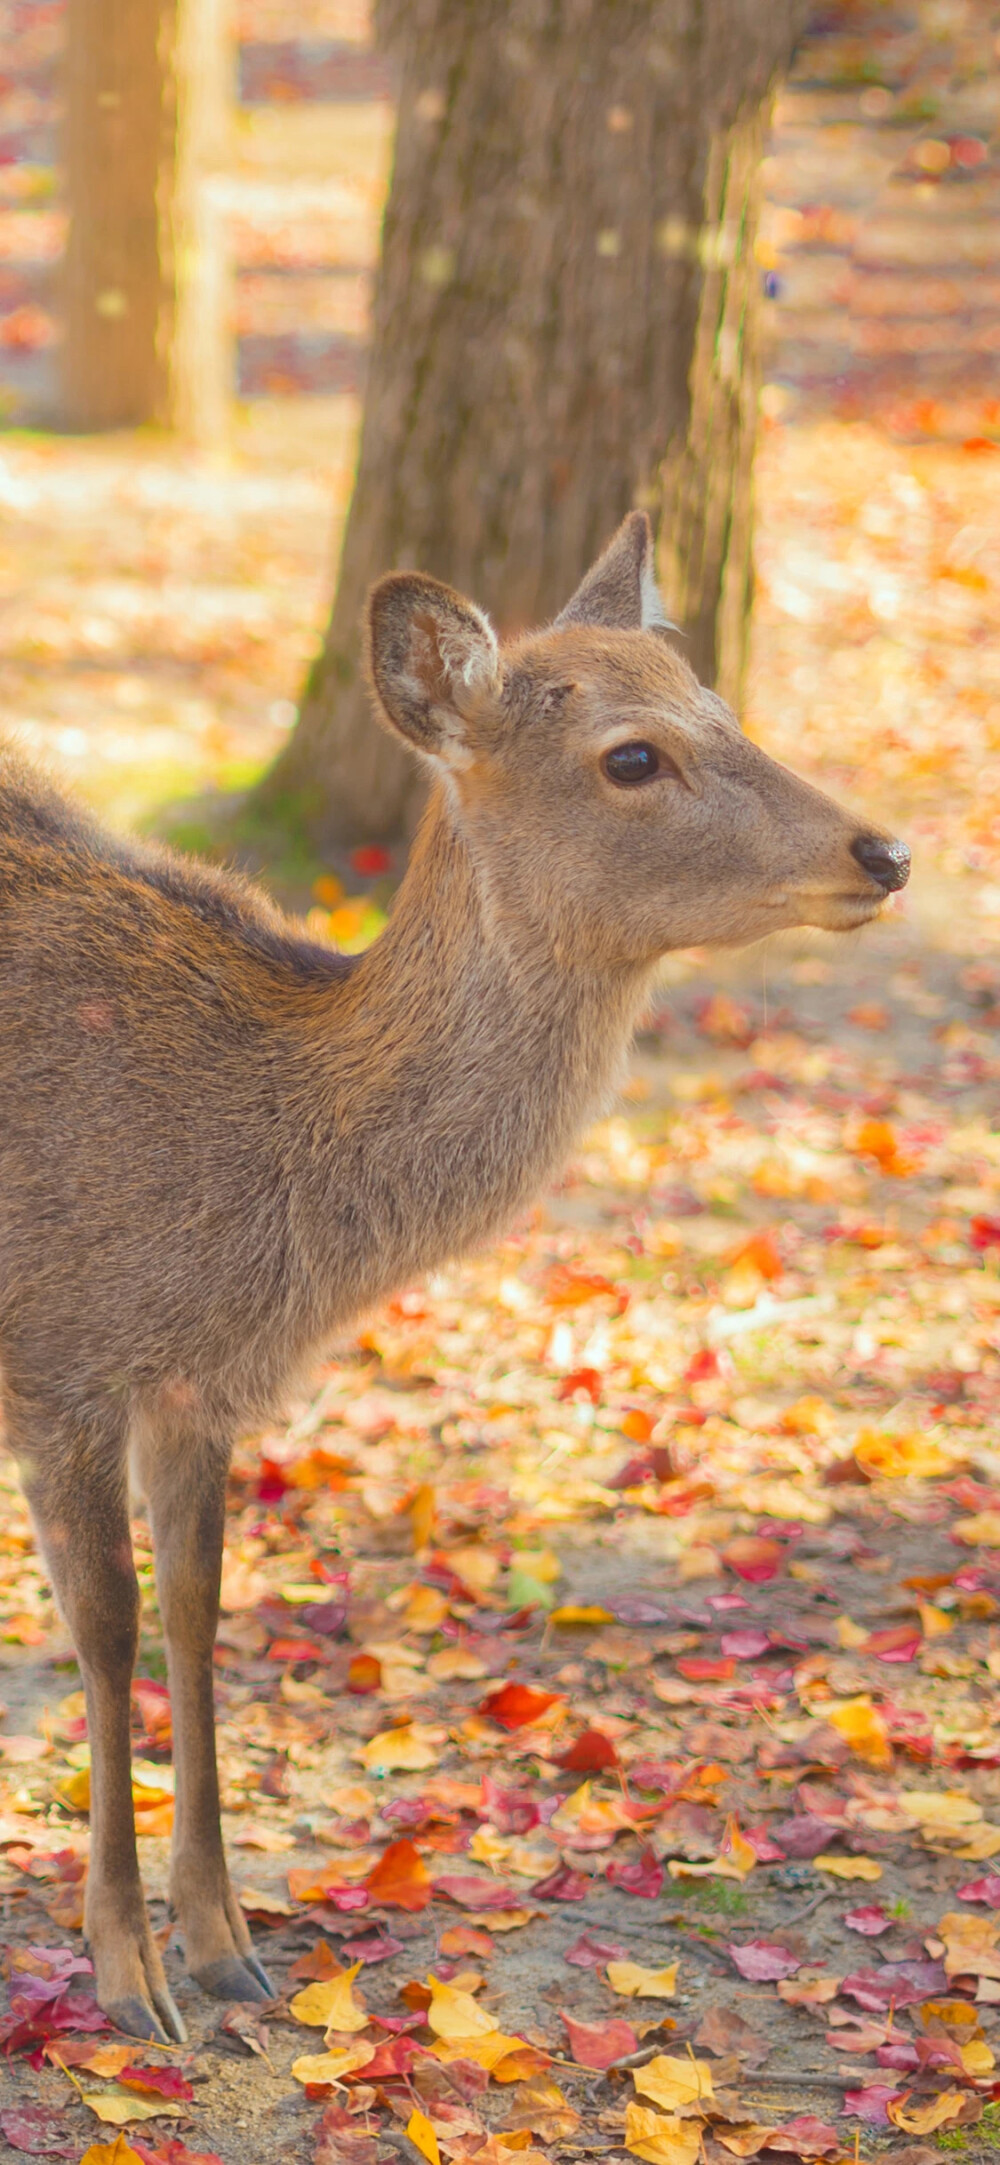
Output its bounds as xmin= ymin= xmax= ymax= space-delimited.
xmin=60 ymin=0 xmax=178 ymax=430
xmin=258 ymin=0 xmax=806 ymax=847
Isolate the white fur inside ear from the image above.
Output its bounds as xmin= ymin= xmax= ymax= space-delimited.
xmin=436 ymin=602 xmax=499 ymax=695
xmin=640 ymin=551 xmax=677 ymax=633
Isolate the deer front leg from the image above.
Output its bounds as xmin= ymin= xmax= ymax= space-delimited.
xmin=17 ymin=1424 xmax=185 ymax=2043
xmin=135 ymin=1422 xmax=273 ymax=2003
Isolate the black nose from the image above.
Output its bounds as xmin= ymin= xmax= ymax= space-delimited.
xmin=851 ymin=833 xmax=911 ymax=893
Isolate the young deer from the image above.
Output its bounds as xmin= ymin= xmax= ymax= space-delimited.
xmin=0 ymin=513 xmax=908 ymax=2040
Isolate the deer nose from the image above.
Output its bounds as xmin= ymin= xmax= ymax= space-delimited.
xmin=851 ymin=833 xmax=911 ymax=893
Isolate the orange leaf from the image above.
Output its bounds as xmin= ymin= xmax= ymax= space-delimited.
xmin=479 ymin=1684 xmax=563 ymax=1731
xmin=364 ymin=1838 xmax=431 ymax=1912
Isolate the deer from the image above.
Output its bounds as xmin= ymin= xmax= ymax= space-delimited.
xmin=0 ymin=512 xmax=909 ymax=2041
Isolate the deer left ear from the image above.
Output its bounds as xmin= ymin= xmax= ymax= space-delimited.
xmin=554 ymin=510 xmax=674 ymax=634
xmin=366 ymin=572 xmax=501 ymax=765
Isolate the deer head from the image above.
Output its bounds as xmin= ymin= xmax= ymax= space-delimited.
xmin=366 ymin=511 xmax=909 ymax=970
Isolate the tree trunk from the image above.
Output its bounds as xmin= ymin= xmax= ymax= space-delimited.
xmin=60 ymin=0 xmax=178 ymax=430
xmin=258 ymin=0 xmax=805 ymax=848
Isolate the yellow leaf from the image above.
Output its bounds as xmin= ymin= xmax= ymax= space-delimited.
xmin=719 ymin=1815 xmax=756 ymax=1879
xmin=403 ymin=1586 xmax=450 ymax=1634
xmin=937 ymin=1912 xmax=1000 ymax=1980
xmin=814 ymin=1854 xmax=882 ymax=1881
xmin=513 ymin=1549 xmax=562 ymax=1584
xmin=887 ymin=2091 xmax=968 ymax=2134
xmin=407 ymin=2108 xmax=442 ymax=2165
xmin=549 ymin=1605 xmax=614 ymax=1627
xmin=469 ymin=1828 xmax=512 ymax=1870
xmin=607 ymin=1961 xmax=679 ymax=2000
xmin=825 ymin=1695 xmax=892 ymax=1769
xmin=633 ymin=2055 xmax=714 ymax=2113
xmin=953 ymin=1513 xmax=1000 ymax=1547
xmin=433 ymin=2032 xmax=527 ymax=2071
xmin=426 ymin=1973 xmax=499 ymax=2040
xmin=854 ymin=1431 xmax=952 ymax=1480
xmin=898 ymin=1790 xmax=982 ymax=1830
xmin=834 ymin=1615 xmax=868 ymax=1649
xmin=359 ymin=1724 xmax=441 ymax=1773
xmin=717 ymin=2129 xmax=780 ymax=2157
xmin=290 ymin=1962 xmax=367 ymax=2034
xmin=960 ymin=2038 xmax=995 ymax=2076
xmin=956 ymin=1825 xmax=1000 ymax=1860
xmin=78 ymin=2141 xmax=146 ymax=2165
xmin=82 ymin=2095 xmax=181 ymax=2127
xmin=291 ymin=2042 xmax=376 ymax=2086
xmin=625 ymin=2103 xmax=703 ymax=2165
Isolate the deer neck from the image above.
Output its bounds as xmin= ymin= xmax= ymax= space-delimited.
xmin=297 ymin=791 xmax=651 ymax=1313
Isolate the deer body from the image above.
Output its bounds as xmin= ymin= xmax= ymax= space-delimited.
xmin=0 ymin=515 xmax=909 ymax=2040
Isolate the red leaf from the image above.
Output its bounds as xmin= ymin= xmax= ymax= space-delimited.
xmin=434 ymin=1876 xmax=525 ymax=1909
xmin=862 ymin=1625 xmax=920 ymax=1664
xmin=530 ymin=1866 xmax=590 ymax=1902
xmin=605 ymin=1849 xmax=664 ymax=1898
xmin=728 ymin=1941 xmax=801 ymax=1981
xmin=721 ymin=1536 xmax=783 ymax=1583
xmin=120 ymin=2065 xmax=195 ymax=2101
xmin=560 ymin=2011 xmax=637 ymax=2070
xmin=555 ymin=1729 xmax=619 ymax=1772
xmin=364 ymin=1837 xmax=431 ymax=1912
xmin=844 ymin=1906 xmax=891 ymax=1936
xmin=957 ymin=1876 xmax=1000 ymax=1907
xmin=564 ymin=1931 xmax=628 ymax=1969
xmin=765 ymin=2117 xmax=841 ymax=2157
xmin=971 ymin=1216 xmax=1000 ymax=1251
xmin=676 ymin=1655 xmax=735 ymax=1682
xmin=479 ymin=1683 xmax=562 ymax=1730
xmin=841 ymin=2086 xmax=901 ymax=2125
xmin=0 ymin=2102 xmax=78 ymax=2155
xmin=480 ymin=1776 xmax=541 ymax=1832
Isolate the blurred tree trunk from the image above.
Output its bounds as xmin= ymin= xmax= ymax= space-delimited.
xmin=258 ymin=0 xmax=806 ymax=848
xmin=60 ymin=0 xmax=178 ymax=429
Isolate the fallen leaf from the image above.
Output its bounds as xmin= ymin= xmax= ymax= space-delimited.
xmin=607 ymin=1961 xmax=679 ymax=1999
xmin=625 ymin=2103 xmax=702 ymax=2165
xmin=359 ymin=1726 xmax=441 ymax=1773
xmin=479 ymin=1685 xmax=563 ymax=1731
xmin=427 ymin=1975 xmax=499 ymax=2040
xmin=82 ymin=2095 xmax=181 ymax=2127
xmin=728 ymin=1942 xmax=801 ymax=1982
xmin=887 ymin=2093 xmax=969 ymax=2134
xmin=632 ymin=2054 xmax=714 ymax=2112
xmin=290 ymin=1963 xmax=367 ymax=2033
xmin=365 ymin=1839 xmax=432 ymax=1911
xmin=291 ymin=2043 xmax=376 ymax=2087
xmin=814 ymin=1854 xmax=883 ymax=1881
xmin=407 ymin=2109 xmax=441 ymax=2165
xmin=560 ymin=2012 xmax=637 ymax=2069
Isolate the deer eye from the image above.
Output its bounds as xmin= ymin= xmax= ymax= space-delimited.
xmin=602 ymin=741 xmax=661 ymax=786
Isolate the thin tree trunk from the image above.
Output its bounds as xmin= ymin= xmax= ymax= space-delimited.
xmin=60 ymin=0 xmax=177 ymax=430
xmin=258 ymin=0 xmax=805 ymax=848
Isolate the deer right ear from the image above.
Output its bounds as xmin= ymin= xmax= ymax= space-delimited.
xmin=554 ymin=509 xmax=674 ymax=633
xmin=366 ymin=573 xmax=501 ymax=764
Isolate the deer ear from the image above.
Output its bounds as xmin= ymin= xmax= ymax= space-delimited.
xmin=366 ymin=572 xmax=501 ymax=763
xmin=554 ymin=509 xmax=674 ymax=633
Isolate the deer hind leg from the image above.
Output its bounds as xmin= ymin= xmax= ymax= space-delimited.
xmin=13 ymin=1400 xmax=185 ymax=2043
xmin=132 ymin=1413 xmax=273 ymax=2003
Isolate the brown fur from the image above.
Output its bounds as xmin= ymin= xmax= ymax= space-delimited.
xmin=0 ymin=514 xmax=907 ymax=2039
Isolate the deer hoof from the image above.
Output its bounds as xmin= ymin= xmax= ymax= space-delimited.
xmin=195 ymin=1953 xmax=273 ymax=2002
xmin=107 ymin=1989 xmax=187 ymax=2046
